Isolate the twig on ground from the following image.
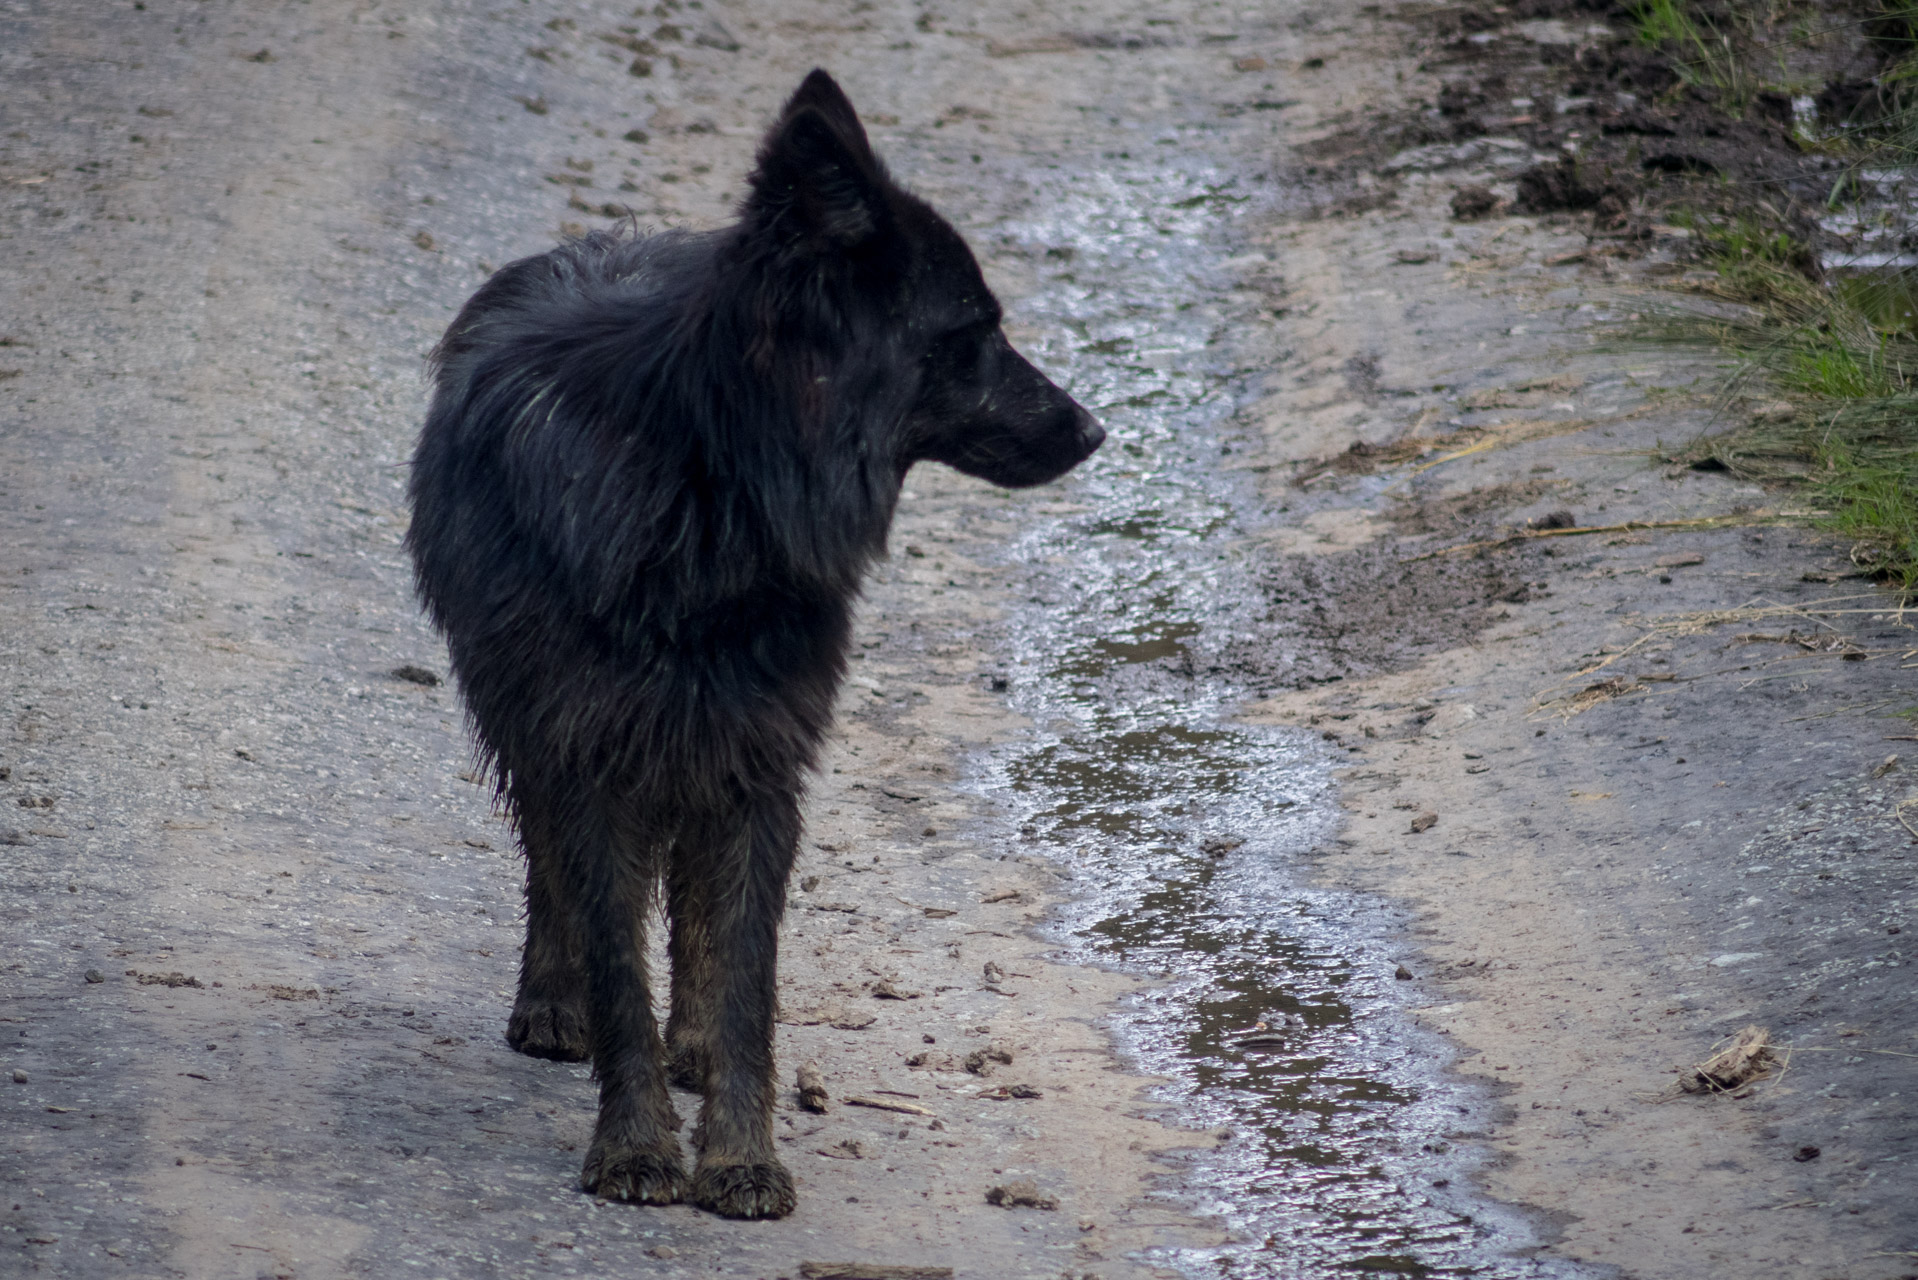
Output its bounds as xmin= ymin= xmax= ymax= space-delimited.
xmin=1412 ymin=513 xmax=1805 ymax=560
xmin=844 ymin=1095 xmax=937 ymax=1117
xmin=1896 ymin=798 xmax=1918 ymax=842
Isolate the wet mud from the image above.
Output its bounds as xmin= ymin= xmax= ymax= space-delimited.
xmin=949 ymin=138 xmax=1581 ymax=1276
xmin=1356 ymin=0 xmax=1918 ymax=269
xmin=5 ymin=2 xmax=1917 ymax=1279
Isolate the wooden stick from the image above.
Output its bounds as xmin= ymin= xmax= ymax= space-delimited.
xmin=844 ymin=1095 xmax=937 ymax=1117
xmin=1410 ymin=514 xmax=1806 ymax=560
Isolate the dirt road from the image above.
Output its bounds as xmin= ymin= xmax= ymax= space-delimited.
xmin=3 ymin=3 xmax=1913 ymax=1279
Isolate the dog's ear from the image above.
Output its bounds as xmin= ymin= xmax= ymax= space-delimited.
xmin=781 ymin=70 xmax=877 ymax=165
xmin=745 ymin=70 xmax=888 ymax=251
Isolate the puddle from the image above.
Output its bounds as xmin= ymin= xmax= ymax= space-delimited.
xmin=959 ymin=163 xmax=1593 ymax=1277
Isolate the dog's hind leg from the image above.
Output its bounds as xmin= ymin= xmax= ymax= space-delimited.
xmin=664 ymin=861 xmax=715 ymax=1092
xmin=504 ymin=783 xmax=590 ymax=1062
xmin=566 ymin=795 xmax=688 ymax=1205
xmin=682 ymin=794 xmax=798 ymax=1220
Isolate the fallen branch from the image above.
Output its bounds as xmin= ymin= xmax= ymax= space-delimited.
xmin=844 ymin=1094 xmax=937 ymax=1117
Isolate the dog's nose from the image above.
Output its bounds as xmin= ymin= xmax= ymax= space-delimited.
xmin=1074 ymin=408 xmax=1106 ymax=454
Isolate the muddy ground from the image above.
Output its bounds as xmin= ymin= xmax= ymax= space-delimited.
xmin=3 ymin=3 xmax=1915 ymax=1279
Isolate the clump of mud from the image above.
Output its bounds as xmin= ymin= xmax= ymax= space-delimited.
xmin=1362 ymin=0 xmax=1914 ymax=262
xmin=1234 ymin=539 xmax=1544 ymax=689
xmin=1512 ymin=156 xmax=1632 ymax=229
xmin=1226 ymin=483 xmax=1565 ymax=689
xmin=1677 ymin=1024 xmax=1777 ymax=1095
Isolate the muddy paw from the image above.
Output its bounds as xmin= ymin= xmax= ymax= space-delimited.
xmin=691 ymin=1159 xmax=796 ymax=1219
xmin=506 ymin=997 xmax=589 ymax=1062
xmin=580 ymin=1139 xmax=688 ymax=1205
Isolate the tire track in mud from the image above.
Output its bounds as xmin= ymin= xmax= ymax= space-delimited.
xmin=955 ymin=147 xmax=1592 ymax=1278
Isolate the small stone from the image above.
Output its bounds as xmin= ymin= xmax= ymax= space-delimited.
xmin=10 ymin=1069 xmax=27 ymax=1084
xmin=646 ymin=1245 xmax=677 ymax=1259
xmin=1792 ymin=1145 xmax=1820 ymax=1162
xmin=796 ymin=1060 xmax=829 ymax=1113
xmin=83 ymin=969 xmax=104 ymax=984
xmin=1451 ymin=185 xmax=1500 ymax=221
xmin=1394 ymin=965 xmax=1414 ymax=980
xmin=1410 ymin=811 xmax=1438 ymax=833
xmin=964 ymin=1044 xmax=1014 ymax=1075
xmin=986 ymin=1179 xmax=1058 ymax=1210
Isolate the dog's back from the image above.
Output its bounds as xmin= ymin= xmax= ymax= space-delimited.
xmin=410 ymin=226 xmax=862 ymax=804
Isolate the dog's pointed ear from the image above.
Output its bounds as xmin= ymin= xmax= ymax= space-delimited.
xmin=745 ymin=70 xmax=888 ymax=251
xmin=782 ymin=70 xmax=876 ymax=164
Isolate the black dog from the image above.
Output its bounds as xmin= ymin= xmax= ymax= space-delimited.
xmin=405 ymin=70 xmax=1101 ymax=1219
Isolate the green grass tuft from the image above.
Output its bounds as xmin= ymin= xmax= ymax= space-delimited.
xmin=1627 ymin=0 xmax=1759 ymax=106
xmin=1819 ymin=456 xmax=1918 ymax=587
xmin=1653 ymin=218 xmax=1918 ymax=589
xmin=1632 ymin=0 xmax=1709 ymax=50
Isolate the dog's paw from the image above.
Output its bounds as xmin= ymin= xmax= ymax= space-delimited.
xmin=506 ymin=997 xmax=589 ymax=1062
xmin=691 ymin=1159 xmax=796 ymax=1219
xmin=580 ymin=1140 xmax=688 ymax=1205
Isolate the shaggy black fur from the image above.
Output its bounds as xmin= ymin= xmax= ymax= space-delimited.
xmin=405 ymin=70 xmax=1101 ymax=1219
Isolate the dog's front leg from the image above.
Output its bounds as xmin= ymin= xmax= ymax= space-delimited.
xmin=566 ymin=798 xmax=688 ymax=1205
xmin=685 ymin=796 xmax=797 ymax=1220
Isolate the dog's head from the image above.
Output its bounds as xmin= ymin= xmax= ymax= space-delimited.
xmin=738 ymin=70 xmax=1103 ymax=490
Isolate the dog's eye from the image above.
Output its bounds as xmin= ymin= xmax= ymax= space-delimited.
xmin=928 ymin=320 xmax=995 ymax=364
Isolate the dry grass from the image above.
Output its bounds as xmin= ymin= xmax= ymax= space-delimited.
xmin=1413 ymin=513 xmax=1804 ymax=560
xmin=1528 ymin=592 xmax=1897 ymax=717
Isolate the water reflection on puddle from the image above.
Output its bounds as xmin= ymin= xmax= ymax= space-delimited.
xmin=961 ymin=163 xmax=1590 ymax=1278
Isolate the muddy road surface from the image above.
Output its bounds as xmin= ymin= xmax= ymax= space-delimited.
xmin=4 ymin=2 xmax=1915 ymax=1279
